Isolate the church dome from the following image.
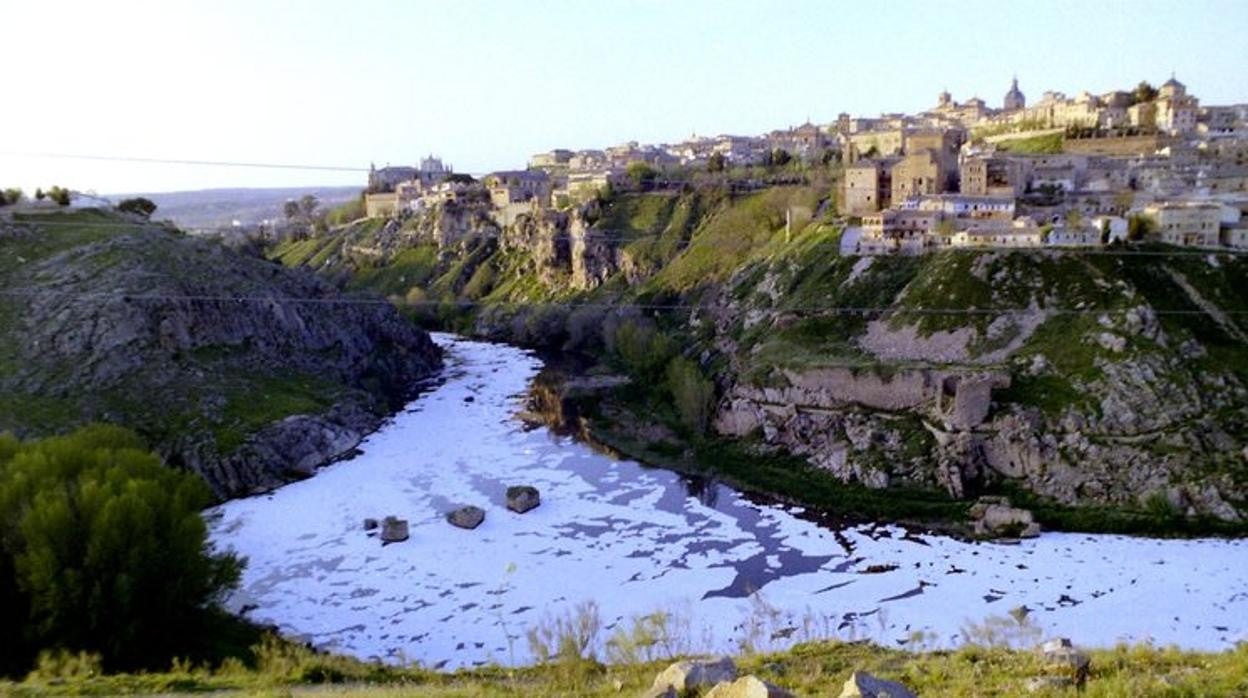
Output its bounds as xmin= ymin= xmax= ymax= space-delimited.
xmin=1004 ymin=76 xmax=1026 ymax=111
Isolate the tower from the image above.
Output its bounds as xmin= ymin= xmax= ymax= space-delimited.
xmin=1004 ymin=76 xmax=1026 ymax=111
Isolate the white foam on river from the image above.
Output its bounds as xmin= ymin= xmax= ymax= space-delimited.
xmin=207 ymin=334 xmax=1248 ymax=669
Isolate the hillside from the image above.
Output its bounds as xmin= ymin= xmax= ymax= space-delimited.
xmin=267 ymin=185 xmax=1248 ymax=528
xmin=0 ymin=208 xmax=442 ymax=497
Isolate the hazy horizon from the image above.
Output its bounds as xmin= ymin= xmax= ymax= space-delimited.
xmin=3 ymin=0 xmax=1247 ymax=194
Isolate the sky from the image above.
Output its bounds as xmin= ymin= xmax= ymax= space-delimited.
xmin=1 ymin=0 xmax=1246 ymax=194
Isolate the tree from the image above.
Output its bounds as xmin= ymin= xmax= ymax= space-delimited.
xmin=626 ymin=161 xmax=658 ymax=190
xmin=443 ymin=173 xmax=476 ymax=185
xmin=116 ymin=197 xmax=157 ymax=219
xmin=0 ymin=426 xmax=242 ymax=674
xmin=1132 ymin=81 xmax=1158 ymax=105
xmin=1127 ymin=214 xmax=1154 ymax=242
xmin=770 ymin=148 xmax=793 ymax=167
xmin=46 ymin=186 xmax=71 ymax=206
xmin=298 ymin=194 xmax=319 ymax=218
xmin=0 ymin=188 xmax=21 ymax=206
xmin=666 ymin=357 xmax=716 ymax=434
xmin=35 ymin=188 xmax=45 ymax=201
xmin=707 ymin=152 xmax=726 ymax=173
xmin=282 ymin=199 xmax=301 ymax=220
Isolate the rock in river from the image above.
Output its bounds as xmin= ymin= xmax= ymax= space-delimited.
xmin=448 ymin=506 xmax=486 ymax=530
xmin=380 ymin=516 xmax=409 ymax=544
xmin=506 ymin=485 xmax=541 ymax=513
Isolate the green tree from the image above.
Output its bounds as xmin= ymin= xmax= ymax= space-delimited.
xmin=45 ymin=186 xmax=72 ymax=206
xmin=35 ymin=188 xmax=46 ymax=201
xmin=707 ymin=152 xmax=726 ymax=173
xmin=626 ymin=162 xmax=658 ymax=190
xmin=0 ymin=188 xmax=21 ymax=206
xmin=282 ymin=199 xmax=301 ymax=220
xmin=0 ymin=426 xmax=242 ymax=674
xmin=1127 ymin=214 xmax=1154 ymax=241
xmin=116 ymin=197 xmax=157 ymax=219
xmin=666 ymin=357 xmax=716 ymax=434
xmin=1132 ymin=81 xmax=1158 ymax=105
xmin=770 ymin=148 xmax=793 ymax=167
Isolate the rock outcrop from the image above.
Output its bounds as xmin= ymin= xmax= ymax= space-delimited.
xmin=838 ymin=671 xmax=917 ymax=698
xmin=0 ymin=211 xmax=443 ymax=499
xmin=650 ymin=657 xmax=738 ymax=695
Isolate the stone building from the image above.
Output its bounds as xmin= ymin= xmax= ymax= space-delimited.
xmin=890 ymin=151 xmax=944 ymax=202
xmin=961 ymin=156 xmax=1029 ymax=198
xmin=1142 ymin=201 xmax=1222 ymax=246
xmin=484 ymin=170 xmax=551 ymax=208
xmin=842 ymin=160 xmax=891 ymax=215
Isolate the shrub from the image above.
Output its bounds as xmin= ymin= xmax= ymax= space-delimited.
xmin=117 ymin=197 xmax=158 ymax=219
xmin=0 ymin=425 xmax=243 ymax=675
xmin=45 ymin=186 xmax=72 ymax=206
xmin=0 ymin=188 xmax=21 ymax=206
xmin=666 ymin=356 xmax=716 ymax=434
xmin=606 ymin=319 xmax=675 ymax=381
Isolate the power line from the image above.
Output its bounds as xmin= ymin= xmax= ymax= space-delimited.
xmin=1 ymin=288 xmax=1245 ymax=317
xmin=0 ymin=151 xmax=369 ymax=173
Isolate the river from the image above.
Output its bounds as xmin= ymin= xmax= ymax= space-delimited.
xmin=206 ymin=334 xmax=1248 ymax=669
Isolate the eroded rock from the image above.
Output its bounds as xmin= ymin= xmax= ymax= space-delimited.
xmin=651 ymin=657 xmax=737 ymax=694
xmin=506 ymin=485 xmax=541 ymax=513
xmin=448 ymin=506 xmax=486 ymax=530
xmin=838 ymin=670 xmax=917 ymax=698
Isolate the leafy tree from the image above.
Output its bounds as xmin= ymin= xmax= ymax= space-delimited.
xmin=1127 ymin=214 xmax=1154 ymax=241
xmin=442 ymin=173 xmax=476 ymax=185
xmin=0 ymin=188 xmax=21 ymax=206
xmin=0 ymin=426 xmax=242 ymax=674
xmin=707 ymin=152 xmax=726 ymax=173
xmin=1132 ymin=81 xmax=1158 ymax=105
xmin=298 ymin=194 xmax=319 ymax=218
xmin=282 ymin=199 xmax=301 ymax=220
xmin=770 ymin=148 xmax=793 ymax=167
xmin=45 ymin=186 xmax=72 ymax=206
xmin=626 ymin=162 xmax=658 ymax=190
xmin=35 ymin=188 xmax=46 ymax=201
xmin=116 ymin=197 xmax=157 ymax=219
xmin=666 ymin=357 xmax=716 ymax=434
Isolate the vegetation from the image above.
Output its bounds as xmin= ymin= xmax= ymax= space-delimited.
xmin=0 ymin=188 xmax=22 ymax=206
xmin=116 ymin=197 xmax=157 ymax=219
xmin=2 ymin=623 xmax=1246 ymax=696
xmin=0 ymin=426 xmax=242 ymax=676
xmin=995 ymin=132 xmax=1064 ymax=154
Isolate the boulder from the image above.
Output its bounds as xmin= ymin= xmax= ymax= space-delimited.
xmin=705 ymin=675 xmax=795 ymax=698
xmin=363 ymin=518 xmax=379 ymax=531
xmin=506 ymin=485 xmax=541 ymax=513
xmin=969 ymin=496 xmax=1040 ymax=539
xmin=379 ymin=516 xmax=408 ymax=543
xmin=652 ymin=657 xmax=737 ymax=694
xmin=1041 ymin=638 xmax=1090 ymax=682
xmin=838 ymin=670 xmax=917 ymax=698
xmin=447 ymin=505 xmax=486 ymax=530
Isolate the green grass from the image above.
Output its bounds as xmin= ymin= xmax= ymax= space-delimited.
xmin=995 ymin=132 xmax=1065 ymax=154
xmin=5 ymin=632 xmax=1246 ymax=697
xmin=214 ymin=373 xmax=342 ymax=452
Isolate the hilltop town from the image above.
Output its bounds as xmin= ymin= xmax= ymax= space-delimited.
xmin=362 ymin=76 xmax=1248 ymax=253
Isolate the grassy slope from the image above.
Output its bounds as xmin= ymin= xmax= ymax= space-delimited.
xmin=4 ymin=638 xmax=1246 ymax=696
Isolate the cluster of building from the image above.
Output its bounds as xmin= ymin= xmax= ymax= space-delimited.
xmin=361 ymin=75 xmax=1248 ymax=250
xmin=844 ymin=76 xmax=1248 ymax=252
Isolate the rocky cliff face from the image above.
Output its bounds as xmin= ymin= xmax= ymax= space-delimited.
xmin=269 ymin=187 xmax=1248 ymax=523
xmin=0 ymin=209 xmax=442 ymax=498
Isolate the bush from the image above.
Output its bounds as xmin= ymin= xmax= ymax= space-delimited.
xmin=0 ymin=188 xmax=21 ymax=206
xmin=45 ymin=186 xmax=72 ymax=206
xmin=606 ymin=319 xmax=675 ymax=381
xmin=0 ymin=425 xmax=243 ymax=675
xmin=666 ymin=356 xmax=716 ymax=434
xmin=116 ymin=197 xmax=158 ymax=219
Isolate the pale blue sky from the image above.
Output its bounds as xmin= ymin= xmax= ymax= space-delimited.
xmin=2 ymin=0 xmax=1245 ymax=193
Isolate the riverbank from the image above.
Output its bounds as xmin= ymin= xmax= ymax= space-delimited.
xmin=5 ymin=636 xmax=1247 ymax=696
xmin=537 ymin=365 xmax=1248 ymax=539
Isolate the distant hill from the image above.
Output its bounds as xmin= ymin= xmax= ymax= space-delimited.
xmin=106 ymin=186 xmax=361 ymax=231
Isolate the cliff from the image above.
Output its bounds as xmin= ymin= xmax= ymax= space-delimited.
xmin=0 ymin=208 xmax=443 ymax=498
xmin=270 ymin=184 xmax=1248 ymax=524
